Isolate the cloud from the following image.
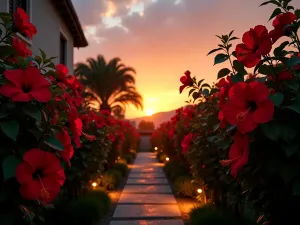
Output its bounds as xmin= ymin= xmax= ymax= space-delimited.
xmin=72 ymin=0 xmax=300 ymax=118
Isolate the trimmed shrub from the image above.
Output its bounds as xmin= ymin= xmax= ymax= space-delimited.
xmin=122 ymin=154 xmax=133 ymax=164
xmin=112 ymin=162 xmax=128 ymax=176
xmin=174 ymin=176 xmax=196 ymax=197
xmin=164 ymin=161 xmax=189 ymax=181
xmin=85 ymin=189 xmax=111 ymax=212
xmin=157 ymin=153 xmax=167 ymax=162
xmin=106 ymin=169 xmax=123 ymax=183
xmin=101 ymin=173 xmax=117 ymax=190
xmin=45 ymin=191 xmax=111 ymax=225
xmin=189 ymin=205 xmax=256 ymax=225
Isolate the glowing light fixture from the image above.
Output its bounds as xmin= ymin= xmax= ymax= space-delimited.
xmin=197 ymin=188 xmax=203 ymax=194
xmin=154 ymin=147 xmax=158 ymax=151
xmin=92 ymin=182 xmax=97 ymax=187
xmin=166 ymin=157 xmax=170 ymax=161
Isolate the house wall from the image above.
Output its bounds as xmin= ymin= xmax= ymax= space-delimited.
xmin=139 ymin=135 xmax=152 ymax=152
xmin=31 ymin=0 xmax=74 ymax=73
xmin=0 ymin=0 xmax=74 ymax=74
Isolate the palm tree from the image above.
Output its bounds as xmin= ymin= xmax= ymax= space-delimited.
xmin=74 ymin=55 xmax=143 ymax=115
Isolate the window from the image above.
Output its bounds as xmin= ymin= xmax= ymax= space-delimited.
xmin=9 ymin=0 xmax=28 ymax=14
xmin=60 ymin=33 xmax=67 ymax=65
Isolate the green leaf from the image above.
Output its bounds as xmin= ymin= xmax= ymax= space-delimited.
xmin=258 ymin=64 xmax=274 ymax=76
xmin=217 ymin=68 xmax=231 ymax=79
xmin=0 ymin=108 xmax=9 ymax=119
xmin=233 ymin=60 xmax=247 ymax=75
xmin=269 ymin=93 xmax=284 ymax=107
xmin=0 ymin=120 xmax=19 ymax=141
xmin=2 ymin=155 xmax=21 ymax=180
xmin=228 ymin=30 xmax=234 ymax=37
xmin=280 ymin=164 xmax=299 ymax=183
xmin=269 ymin=8 xmax=282 ymax=21
xmin=285 ymin=80 xmax=299 ymax=91
xmin=39 ymin=49 xmax=46 ymax=61
xmin=0 ymin=12 xmax=12 ymax=25
xmin=295 ymin=9 xmax=300 ymax=19
xmin=293 ymin=181 xmax=300 ymax=195
xmin=22 ymin=104 xmax=41 ymax=121
xmin=274 ymin=41 xmax=289 ymax=57
xmin=214 ymin=54 xmax=229 ymax=65
xmin=287 ymin=5 xmax=294 ymax=11
xmin=207 ymin=48 xmax=223 ymax=56
xmin=34 ymin=56 xmax=42 ymax=65
xmin=282 ymin=141 xmax=299 ymax=158
xmin=260 ymin=121 xmax=280 ymax=141
xmin=259 ymin=1 xmax=274 ymax=6
xmin=285 ymin=99 xmax=300 ymax=114
xmin=231 ymin=73 xmax=244 ymax=83
xmin=188 ymin=88 xmax=195 ymax=97
xmin=197 ymin=79 xmax=204 ymax=87
xmin=202 ymin=89 xmax=209 ymax=96
xmin=43 ymin=137 xmax=64 ymax=151
xmin=228 ymin=37 xmax=239 ymax=42
xmin=286 ymin=56 xmax=300 ymax=68
xmin=201 ymin=83 xmax=211 ymax=88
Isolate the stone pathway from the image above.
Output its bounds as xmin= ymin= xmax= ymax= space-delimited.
xmin=109 ymin=152 xmax=184 ymax=225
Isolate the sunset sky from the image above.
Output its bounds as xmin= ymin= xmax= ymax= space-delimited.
xmin=72 ymin=0 xmax=300 ymax=119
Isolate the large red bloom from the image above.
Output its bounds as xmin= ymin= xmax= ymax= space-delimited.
xmin=0 ymin=67 xmax=52 ymax=102
xmin=179 ymin=70 xmax=193 ymax=93
xmin=181 ymin=133 xmax=193 ymax=154
xmin=269 ymin=12 xmax=297 ymax=43
xmin=12 ymin=37 xmax=32 ymax=58
xmin=236 ymin=25 xmax=272 ymax=68
xmin=222 ymin=81 xmax=274 ymax=133
xmin=220 ymin=132 xmax=249 ymax=177
xmin=57 ymin=129 xmax=74 ymax=166
xmin=15 ymin=149 xmax=65 ymax=204
xmin=13 ymin=8 xmax=37 ymax=39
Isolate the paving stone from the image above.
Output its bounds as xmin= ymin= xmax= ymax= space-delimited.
xmin=113 ymin=204 xmax=182 ymax=218
xmin=123 ymin=185 xmax=172 ymax=193
xmin=119 ymin=193 xmax=176 ymax=204
xmin=127 ymin=178 xmax=168 ymax=184
xmin=130 ymin=167 xmax=164 ymax=173
xmin=109 ymin=220 xmax=184 ymax=225
xmin=128 ymin=173 xmax=166 ymax=179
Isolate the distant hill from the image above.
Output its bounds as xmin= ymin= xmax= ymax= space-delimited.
xmin=129 ymin=109 xmax=176 ymax=129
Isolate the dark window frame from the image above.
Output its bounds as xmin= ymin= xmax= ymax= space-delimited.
xmin=60 ymin=33 xmax=67 ymax=65
xmin=9 ymin=0 xmax=28 ymax=15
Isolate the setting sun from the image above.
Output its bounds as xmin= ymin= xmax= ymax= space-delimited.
xmin=145 ymin=109 xmax=154 ymax=116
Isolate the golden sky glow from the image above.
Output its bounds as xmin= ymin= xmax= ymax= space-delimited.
xmin=72 ymin=0 xmax=300 ymax=119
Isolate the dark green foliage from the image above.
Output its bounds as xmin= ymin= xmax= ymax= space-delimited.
xmin=164 ymin=161 xmax=189 ymax=181
xmin=174 ymin=176 xmax=195 ymax=197
xmin=112 ymin=162 xmax=128 ymax=176
xmin=122 ymin=153 xmax=133 ymax=164
xmin=45 ymin=190 xmax=111 ymax=225
xmin=189 ymin=205 xmax=255 ymax=225
xmin=101 ymin=173 xmax=117 ymax=190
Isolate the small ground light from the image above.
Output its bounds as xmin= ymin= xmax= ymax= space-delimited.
xmin=154 ymin=147 xmax=158 ymax=151
xmin=92 ymin=182 xmax=97 ymax=187
xmin=166 ymin=157 xmax=170 ymax=161
xmin=197 ymin=188 xmax=203 ymax=194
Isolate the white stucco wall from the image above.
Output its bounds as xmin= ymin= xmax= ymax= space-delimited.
xmin=0 ymin=0 xmax=74 ymax=74
xmin=31 ymin=0 xmax=74 ymax=73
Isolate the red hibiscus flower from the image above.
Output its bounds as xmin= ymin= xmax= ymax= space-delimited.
xmin=222 ymin=81 xmax=274 ymax=133
xmin=15 ymin=149 xmax=65 ymax=204
xmin=179 ymin=70 xmax=193 ymax=94
xmin=278 ymin=70 xmax=294 ymax=82
xmin=12 ymin=37 xmax=32 ymax=57
xmin=269 ymin=12 xmax=297 ymax=43
xmin=13 ymin=8 xmax=37 ymax=39
xmin=218 ymin=110 xmax=227 ymax=128
xmin=236 ymin=25 xmax=272 ymax=68
xmin=217 ymin=75 xmax=233 ymax=106
xmin=0 ymin=67 xmax=52 ymax=102
xmin=57 ymin=129 xmax=74 ymax=166
xmin=220 ymin=132 xmax=249 ymax=177
xmin=70 ymin=118 xmax=83 ymax=148
xmin=181 ymin=133 xmax=193 ymax=154
xmin=108 ymin=133 xmax=115 ymax=142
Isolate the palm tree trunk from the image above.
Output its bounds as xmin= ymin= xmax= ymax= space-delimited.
xmin=100 ymin=101 xmax=111 ymax=112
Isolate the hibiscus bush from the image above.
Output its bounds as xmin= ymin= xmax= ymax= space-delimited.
xmin=152 ymin=1 xmax=300 ymax=224
xmin=0 ymin=8 xmax=139 ymax=225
